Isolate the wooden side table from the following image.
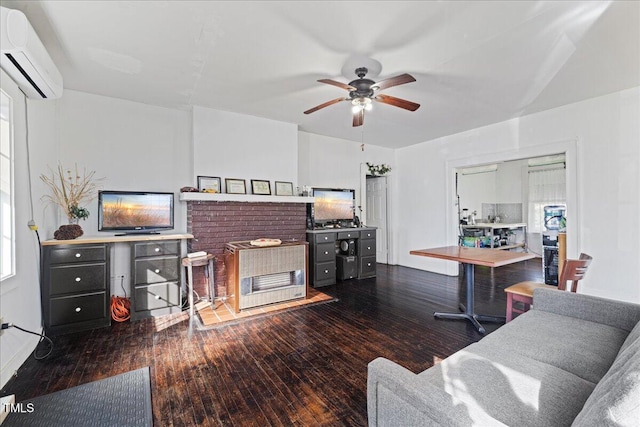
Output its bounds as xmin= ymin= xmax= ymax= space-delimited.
xmin=181 ymin=254 xmax=216 ymax=324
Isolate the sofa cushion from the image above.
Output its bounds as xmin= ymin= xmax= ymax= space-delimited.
xmin=572 ymin=333 xmax=640 ymax=426
xmin=617 ymin=318 xmax=640 ymax=355
xmin=480 ymin=310 xmax=628 ymax=384
xmin=417 ymin=342 xmax=595 ymax=427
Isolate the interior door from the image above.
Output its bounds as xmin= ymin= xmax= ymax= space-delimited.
xmin=366 ymin=176 xmax=388 ymax=264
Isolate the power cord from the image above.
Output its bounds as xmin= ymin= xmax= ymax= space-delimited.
xmin=2 ymin=323 xmax=53 ymax=360
xmin=110 ymin=276 xmax=131 ymax=322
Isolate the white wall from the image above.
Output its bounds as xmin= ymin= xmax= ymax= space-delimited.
xmin=193 ymin=107 xmax=298 ymax=191
xmin=457 ymin=171 xmax=496 ymax=218
xmin=297 ymin=131 xmax=394 ymax=219
xmin=495 ymin=159 xmax=526 ymax=203
xmin=395 ymin=87 xmax=640 ymax=303
xmin=0 ymin=72 xmax=58 ymax=388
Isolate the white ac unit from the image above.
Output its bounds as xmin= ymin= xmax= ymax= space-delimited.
xmin=0 ymin=6 xmax=63 ymax=99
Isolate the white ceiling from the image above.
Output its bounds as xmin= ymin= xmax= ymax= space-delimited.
xmin=4 ymin=1 xmax=639 ymax=149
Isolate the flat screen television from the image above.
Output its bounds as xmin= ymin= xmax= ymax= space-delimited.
xmin=98 ymin=191 xmax=174 ymax=234
xmin=312 ymin=188 xmax=355 ymax=226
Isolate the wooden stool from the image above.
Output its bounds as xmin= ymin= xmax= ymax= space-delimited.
xmin=181 ymin=254 xmax=216 ymax=322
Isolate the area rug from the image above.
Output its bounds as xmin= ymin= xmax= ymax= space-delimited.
xmin=195 ymin=289 xmax=337 ymax=330
xmin=3 ymin=367 xmax=152 ymax=427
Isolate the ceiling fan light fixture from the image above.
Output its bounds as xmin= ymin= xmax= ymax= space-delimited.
xmin=351 ymin=97 xmax=372 ymax=113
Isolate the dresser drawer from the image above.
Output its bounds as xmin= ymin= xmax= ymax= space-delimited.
xmin=49 ymin=245 xmax=106 ymax=264
xmin=361 ymin=229 xmax=376 ymax=239
xmin=314 ymin=261 xmax=336 ymax=282
xmin=338 ymin=230 xmax=359 ymax=240
xmin=359 ymin=239 xmax=376 ymax=257
xmin=360 ymin=256 xmax=376 ymax=277
xmin=311 ymin=233 xmax=336 ymax=244
xmin=134 ymin=256 xmax=179 ymax=285
xmin=50 ymin=263 xmax=106 ymax=295
xmin=315 ymin=242 xmax=336 ymax=262
xmin=134 ymin=241 xmax=180 ymax=258
xmin=134 ymin=282 xmax=180 ymax=312
xmin=49 ymin=292 xmax=107 ymax=327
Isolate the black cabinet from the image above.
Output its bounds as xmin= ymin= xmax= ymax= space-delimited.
xmin=307 ymin=227 xmax=376 ymax=287
xmin=42 ymin=243 xmax=110 ymax=335
xmin=130 ymin=240 xmax=182 ymax=320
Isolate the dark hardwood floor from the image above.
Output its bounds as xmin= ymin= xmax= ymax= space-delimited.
xmin=1 ymin=259 xmax=542 ymax=426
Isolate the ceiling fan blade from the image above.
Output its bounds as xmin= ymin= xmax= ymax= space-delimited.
xmin=304 ymin=97 xmax=348 ymax=114
xmin=374 ymin=94 xmax=420 ymax=111
xmin=352 ymin=109 xmax=364 ymax=127
xmin=372 ymin=73 xmax=416 ymax=91
xmin=318 ymin=79 xmax=357 ymax=91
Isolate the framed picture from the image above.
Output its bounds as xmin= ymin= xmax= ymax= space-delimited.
xmin=274 ymin=181 xmax=294 ymax=196
xmin=197 ymin=176 xmax=221 ymax=193
xmin=225 ymin=178 xmax=246 ymax=194
xmin=251 ymin=179 xmax=271 ymax=195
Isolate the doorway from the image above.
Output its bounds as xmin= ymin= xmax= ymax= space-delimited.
xmin=366 ymin=176 xmax=389 ymax=264
xmin=444 ymin=139 xmax=579 ymax=277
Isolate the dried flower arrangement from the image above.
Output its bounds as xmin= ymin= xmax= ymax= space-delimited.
xmin=40 ymin=163 xmax=102 ymax=224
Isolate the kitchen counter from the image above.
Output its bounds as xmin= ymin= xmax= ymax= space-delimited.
xmin=461 ymin=223 xmax=528 ymax=250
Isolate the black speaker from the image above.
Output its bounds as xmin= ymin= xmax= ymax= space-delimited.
xmin=339 ymin=239 xmax=356 ymax=256
xmin=337 ymin=255 xmax=358 ymax=280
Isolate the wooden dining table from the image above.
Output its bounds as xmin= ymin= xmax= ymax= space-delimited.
xmin=410 ymin=246 xmax=536 ymax=333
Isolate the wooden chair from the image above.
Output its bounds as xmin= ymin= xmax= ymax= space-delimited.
xmin=504 ymin=253 xmax=592 ymax=322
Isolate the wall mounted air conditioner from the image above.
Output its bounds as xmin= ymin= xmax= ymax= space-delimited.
xmin=0 ymin=6 xmax=63 ymax=99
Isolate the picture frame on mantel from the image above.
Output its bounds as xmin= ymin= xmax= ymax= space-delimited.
xmin=197 ymin=176 xmax=221 ymax=193
xmin=225 ymin=178 xmax=246 ymax=194
xmin=251 ymin=179 xmax=271 ymax=195
xmin=274 ymin=181 xmax=294 ymax=196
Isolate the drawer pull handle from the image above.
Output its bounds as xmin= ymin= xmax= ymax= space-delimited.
xmin=75 ymin=307 xmax=81 ymax=312
xmin=347 ymin=234 xmax=351 ymax=237
xmin=155 ymin=248 xmax=160 ymax=252
xmin=155 ymin=295 xmax=161 ymax=300
xmin=324 ymin=237 xmax=328 ymax=240
xmin=324 ymin=251 xmax=329 ymax=255
xmin=154 ymin=269 xmax=161 ymax=274
xmin=367 ymin=247 xmax=371 ymax=250
xmin=75 ymin=277 xmax=81 ymax=282
xmin=75 ymin=253 xmax=81 ymax=258
xmin=367 ymin=263 xmax=371 ymax=267
xmin=324 ymin=269 xmax=329 ymax=274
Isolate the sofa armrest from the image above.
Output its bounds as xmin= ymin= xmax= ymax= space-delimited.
xmin=533 ymin=288 xmax=640 ymax=332
xmin=367 ymin=357 xmax=506 ymax=427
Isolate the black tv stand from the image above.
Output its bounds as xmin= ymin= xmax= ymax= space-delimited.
xmin=115 ymin=231 xmax=161 ymax=236
xmin=306 ymin=227 xmax=377 ymax=287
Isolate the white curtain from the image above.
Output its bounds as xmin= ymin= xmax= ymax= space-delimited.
xmin=528 ymin=168 xmax=566 ymax=232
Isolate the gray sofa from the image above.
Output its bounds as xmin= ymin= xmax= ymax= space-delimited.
xmin=367 ymin=288 xmax=640 ymax=426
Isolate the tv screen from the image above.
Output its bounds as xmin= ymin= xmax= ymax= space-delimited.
xmin=313 ymin=188 xmax=355 ymax=222
xmin=98 ymin=191 xmax=174 ymax=233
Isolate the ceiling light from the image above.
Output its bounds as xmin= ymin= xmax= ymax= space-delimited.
xmin=351 ymin=97 xmax=372 ymax=113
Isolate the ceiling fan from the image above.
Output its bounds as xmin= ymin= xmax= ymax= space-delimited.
xmin=304 ymin=67 xmax=420 ymax=127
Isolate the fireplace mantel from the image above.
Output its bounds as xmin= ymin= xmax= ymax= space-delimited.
xmin=180 ymin=193 xmax=314 ymax=203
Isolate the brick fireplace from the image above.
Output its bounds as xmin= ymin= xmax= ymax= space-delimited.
xmin=186 ymin=201 xmax=307 ymax=298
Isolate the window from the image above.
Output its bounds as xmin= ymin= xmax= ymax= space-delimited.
xmin=527 ymin=168 xmax=566 ymax=233
xmin=1 ymin=89 xmax=15 ymax=281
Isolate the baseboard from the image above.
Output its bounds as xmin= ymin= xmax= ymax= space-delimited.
xmin=0 ymin=334 xmax=39 ymax=389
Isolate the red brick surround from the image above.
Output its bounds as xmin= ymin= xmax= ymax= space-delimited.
xmin=186 ymin=201 xmax=307 ymax=298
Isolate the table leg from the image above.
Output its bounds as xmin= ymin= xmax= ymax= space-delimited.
xmin=434 ymin=263 xmax=504 ymax=334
